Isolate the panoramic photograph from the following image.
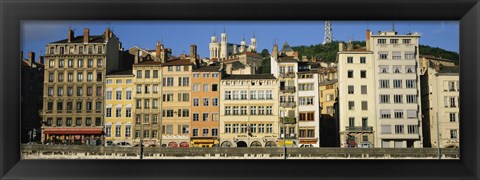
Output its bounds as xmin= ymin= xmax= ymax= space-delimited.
xmin=20 ymin=20 xmax=459 ymax=159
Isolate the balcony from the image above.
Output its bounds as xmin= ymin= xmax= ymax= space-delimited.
xmin=279 ymin=117 xmax=296 ymax=124
xmin=280 ymin=72 xmax=295 ymax=78
xmin=280 ymin=86 xmax=296 ymax=93
xmin=345 ymin=126 xmax=373 ymax=133
xmin=280 ymin=101 xmax=296 ymax=108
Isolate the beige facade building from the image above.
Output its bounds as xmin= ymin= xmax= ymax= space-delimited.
xmin=219 ymin=74 xmax=279 ymax=147
xmin=41 ymin=28 xmax=121 ymax=145
xmin=420 ymin=56 xmax=459 ymax=148
xmin=337 ymin=44 xmax=376 ymax=148
xmin=104 ymin=71 xmax=135 ymax=146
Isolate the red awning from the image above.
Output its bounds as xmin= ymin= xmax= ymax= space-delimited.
xmin=43 ymin=128 xmax=103 ymax=135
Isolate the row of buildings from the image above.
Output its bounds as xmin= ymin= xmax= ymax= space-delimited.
xmin=22 ymin=26 xmax=459 ymax=148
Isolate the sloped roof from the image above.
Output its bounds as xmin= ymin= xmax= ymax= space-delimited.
xmin=50 ymin=35 xmax=105 ymax=44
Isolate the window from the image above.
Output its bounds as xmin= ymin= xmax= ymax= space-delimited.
xmin=361 ymin=85 xmax=367 ymax=94
xmin=450 ymin=113 xmax=457 ymax=122
xmin=202 ymin=129 xmax=209 ymax=136
xmin=395 ymin=125 xmax=404 ymax=134
xmin=449 ymin=96 xmax=457 ymax=107
xmin=380 ymin=109 xmax=391 ymax=119
xmin=233 ymin=90 xmax=239 ymax=100
xmin=405 ymin=52 xmax=415 ymax=60
xmin=241 ymin=124 xmax=247 ymax=133
xmin=266 ymin=106 xmax=273 ymax=115
xmin=77 ymin=87 xmax=83 ymax=96
xmin=225 ymin=124 xmax=231 ymax=133
xmin=106 ymin=91 xmax=112 ymax=100
xmin=348 ymin=117 xmax=355 ymax=127
xmin=163 ymin=93 xmax=174 ymax=102
xmin=88 ymin=46 xmax=93 ymax=54
xmin=105 ymin=126 xmax=111 ymax=137
xmin=59 ymin=59 xmax=64 ymax=68
xmin=378 ymin=39 xmax=386 ymax=44
xmin=212 ymin=84 xmax=218 ymax=91
xmin=202 ymin=84 xmax=210 ymax=92
xmin=233 ymin=124 xmax=239 ymax=133
xmin=379 ymin=52 xmax=388 ymax=59
xmin=193 ymin=73 xmax=199 ymax=78
xmin=393 ymin=80 xmax=402 ymax=88
xmin=193 ymin=98 xmax=199 ymax=106
xmin=394 ymin=95 xmax=403 ymax=103
xmin=361 ymin=101 xmax=368 ymax=110
xmin=144 ymin=70 xmax=150 ymax=78
xmin=407 ymin=125 xmax=418 ymax=134
xmin=87 ymin=59 xmax=93 ymax=68
xmin=402 ymin=39 xmax=411 ymax=44
xmin=266 ymin=124 xmax=273 ymax=133
xmin=380 ymin=95 xmax=390 ymax=103
xmin=225 ymin=106 xmax=231 ymax=115
xmin=380 ymin=80 xmax=390 ymax=88
xmin=193 ymin=113 xmax=199 ymax=121
xmin=203 ymin=113 xmax=209 ymax=121
xmin=258 ymin=106 xmax=265 ymax=115
xmin=406 ymin=66 xmax=415 ymax=73
xmin=126 ymin=79 xmax=132 ymax=84
xmin=241 ymin=90 xmax=247 ymax=100
xmin=85 ymin=118 xmax=91 ymax=126
xmin=392 ymin=51 xmax=401 ymax=59
xmin=143 ymin=130 xmax=149 ymax=138
xmin=212 ymin=73 xmax=219 ymax=78
xmin=97 ymin=59 xmax=103 ymax=67
xmin=115 ymin=107 xmax=122 ymax=117
xmin=241 ymin=106 xmax=247 ymax=115
xmin=379 ymin=66 xmax=389 ymax=73
xmin=203 ymin=98 xmax=209 ymax=106
xmin=450 ymin=129 xmax=458 ymax=139
xmin=136 ymin=99 xmax=142 ymax=109
xmin=126 ymin=91 xmax=132 ymax=100
xmin=407 ymin=109 xmax=417 ymax=119
xmin=360 ymin=57 xmax=366 ymax=63
xmin=393 ymin=66 xmax=401 ymax=73
xmin=144 ymin=85 xmax=150 ymax=94
xmin=394 ymin=110 xmax=403 ymax=119
xmin=68 ymin=73 xmax=73 ymax=82
xmin=182 ymin=125 xmax=189 ymax=134
xmin=406 ymin=80 xmax=416 ymax=88
xmin=250 ymin=106 xmax=257 ymax=115
xmin=152 ymin=70 xmax=158 ymax=78
xmin=348 ymin=101 xmax=354 ymax=110
xmin=299 ymin=97 xmax=314 ymax=106
xmin=49 ymin=60 xmax=55 ymax=68
xmin=233 ymin=106 xmax=239 ymax=115
xmin=212 ymin=113 xmax=219 ymax=121
xmin=125 ymin=107 xmax=132 ymax=118
xmin=77 ymin=59 xmax=83 ymax=68
xmin=212 ymin=98 xmax=218 ymax=106
xmin=77 ymin=72 xmax=83 ymax=81
xmin=115 ymin=125 xmax=121 ymax=137
xmin=57 ymin=87 xmax=64 ymax=96
xmin=143 ymin=114 xmax=150 ymax=123
xmin=203 ymin=73 xmax=210 ymax=78
xmin=153 ymin=99 xmax=158 ymax=109
xmin=105 ymin=107 xmax=112 ymax=117
xmin=347 ymin=57 xmax=353 ymax=63
xmin=347 ymin=70 xmax=353 ymax=78
xmin=250 ymin=90 xmax=257 ymax=100
xmin=348 ymin=86 xmax=354 ymax=94
xmin=360 ymin=70 xmax=366 ymax=78
xmin=116 ymin=90 xmax=122 ymax=100
xmin=144 ymin=99 xmax=150 ymax=109
xmin=212 ymin=128 xmax=218 ymax=136
xmin=136 ymin=70 xmax=142 ymax=78
xmin=406 ymin=95 xmax=417 ymax=103
xmin=193 ymin=84 xmax=200 ymax=92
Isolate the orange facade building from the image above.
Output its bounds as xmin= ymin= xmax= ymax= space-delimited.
xmin=190 ymin=66 xmax=222 ymax=147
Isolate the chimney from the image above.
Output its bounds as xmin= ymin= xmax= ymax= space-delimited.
xmin=28 ymin=51 xmax=35 ymax=66
xmin=338 ymin=42 xmax=345 ymax=52
xmin=366 ymin=29 xmax=371 ymax=51
xmin=156 ymin=42 xmax=162 ymax=60
xmin=104 ymin=28 xmax=111 ymax=41
xmin=83 ymin=28 xmax=90 ymax=43
xmin=293 ymin=51 xmax=299 ymax=60
xmin=134 ymin=49 xmax=139 ymax=64
xmin=190 ymin=44 xmax=198 ymax=65
xmin=272 ymin=44 xmax=278 ymax=60
xmin=39 ymin=56 xmax=44 ymax=64
xmin=68 ymin=28 xmax=75 ymax=43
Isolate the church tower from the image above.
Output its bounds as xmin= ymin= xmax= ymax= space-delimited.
xmin=220 ymin=29 xmax=228 ymax=59
xmin=209 ymin=32 xmax=220 ymax=59
xmin=250 ymin=32 xmax=257 ymax=52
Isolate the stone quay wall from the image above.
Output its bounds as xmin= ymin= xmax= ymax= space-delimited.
xmin=21 ymin=144 xmax=460 ymax=159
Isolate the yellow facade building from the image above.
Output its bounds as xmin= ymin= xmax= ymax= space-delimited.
xmin=104 ymin=71 xmax=135 ymax=146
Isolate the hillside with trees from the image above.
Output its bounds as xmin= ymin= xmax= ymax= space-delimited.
xmin=290 ymin=41 xmax=459 ymax=65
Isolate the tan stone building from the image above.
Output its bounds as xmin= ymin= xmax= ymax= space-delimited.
xmin=420 ymin=56 xmax=459 ymax=148
xmin=41 ymin=28 xmax=121 ymax=145
xmin=219 ymin=74 xmax=279 ymax=147
xmin=190 ymin=66 xmax=222 ymax=147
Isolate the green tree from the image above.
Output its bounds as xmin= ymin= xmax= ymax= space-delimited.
xmin=260 ymin=49 xmax=270 ymax=58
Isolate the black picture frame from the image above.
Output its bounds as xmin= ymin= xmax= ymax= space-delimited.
xmin=1 ymin=0 xmax=479 ymax=179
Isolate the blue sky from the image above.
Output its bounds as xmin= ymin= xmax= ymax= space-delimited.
xmin=21 ymin=21 xmax=458 ymax=60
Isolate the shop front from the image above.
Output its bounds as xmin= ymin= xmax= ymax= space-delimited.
xmin=190 ymin=137 xmax=219 ymax=147
xmin=42 ymin=128 xmax=103 ymax=146
xmin=299 ymin=138 xmax=318 ymax=147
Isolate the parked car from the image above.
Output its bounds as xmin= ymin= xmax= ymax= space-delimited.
xmin=300 ymin=144 xmax=314 ymax=148
xmin=105 ymin=141 xmax=116 ymax=146
xmin=116 ymin=142 xmax=132 ymax=147
xmin=358 ymin=142 xmax=372 ymax=148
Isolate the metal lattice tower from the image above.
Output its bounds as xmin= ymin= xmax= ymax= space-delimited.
xmin=323 ymin=21 xmax=333 ymax=45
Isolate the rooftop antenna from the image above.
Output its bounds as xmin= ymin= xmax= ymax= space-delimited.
xmin=323 ymin=20 xmax=333 ymax=44
xmin=243 ymin=33 xmax=245 ymax=41
xmin=253 ymin=30 xmax=255 ymax=38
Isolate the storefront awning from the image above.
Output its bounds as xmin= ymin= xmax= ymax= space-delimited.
xmin=43 ymin=128 xmax=103 ymax=135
